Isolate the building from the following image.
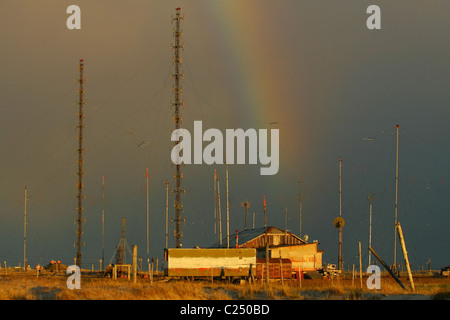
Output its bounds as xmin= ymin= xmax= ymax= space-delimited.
xmin=211 ymin=226 xmax=323 ymax=275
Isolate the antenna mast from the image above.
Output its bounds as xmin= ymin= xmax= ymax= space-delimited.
xmin=263 ymin=195 xmax=267 ymax=228
xmin=24 ymin=185 xmax=28 ymax=270
xmin=165 ymin=180 xmax=169 ymax=251
xmin=394 ymin=124 xmax=400 ymax=269
xmin=226 ymin=161 xmax=230 ymax=248
xmin=368 ymin=192 xmax=375 ymax=266
xmin=171 ymin=7 xmax=185 ymax=248
xmin=101 ymin=176 xmax=105 ymax=268
xmin=75 ymin=59 xmax=86 ymax=268
xmin=299 ymin=177 xmax=303 ymax=238
xmin=146 ymin=168 xmax=149 ymax=260
xmin=333 ymin=157 xmax=345 ymax=271
xmin=338 ymin=156 xmax=343 ymax=271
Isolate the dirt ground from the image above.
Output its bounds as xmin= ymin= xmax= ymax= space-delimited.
xmin=0 ymin=270 xmax=448 ymax=300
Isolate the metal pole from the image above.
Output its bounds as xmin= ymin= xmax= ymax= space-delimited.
xmin=369 ymin=246 xmax=407 ymax=290
xmin=217 ymin=180 xmax=222 ymax=246
xmin=338 ymin=157 xmax=343 ymax=271
xmin=146 ymin=169 xmax=149 ymax=260
xmin=165 ymin=180 xmax=169 ymax=250
xmin=368 ymin=193 xmax=375 ymax=266
xmin=242 ymin=200 xmax=249 ymax=230
xmin=102 ymin=176 xmax=105 ymax=268
xmin=394 ymin=124 xmax=400 ymax=269
xmin=24 ymin=186 xmax=27 ymax=271
xmin=226 ymin=162 xmax=230 ymax=248
xmin=359 ymin=241 xmax=362 ymax=289
xmin=265 ymin=239 xmax=270 ymax=285
xmin=263 ymin=195 xmax=267 ymax=228
xmin=75 ymin=59 xmax=86 ymax=269
xmin=214 ymin=169 xmax=217 ymax=236
xmin=245 ymin=202 xmax=248 ymax=230
xmin=299 ymin=177 xmax=303 ymax=239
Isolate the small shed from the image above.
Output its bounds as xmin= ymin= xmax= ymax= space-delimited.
xmin=165 ymin=248 xmax=256 ymax=277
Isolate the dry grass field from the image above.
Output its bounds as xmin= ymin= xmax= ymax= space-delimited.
xmin=0 ymin=270 xmax=448 ymax=300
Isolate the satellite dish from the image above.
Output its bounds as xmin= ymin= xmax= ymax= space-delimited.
xmin=333 ymin=216 xmax=345 ymax=229
xmin=303 ymin=235 xmax=309 ymax=242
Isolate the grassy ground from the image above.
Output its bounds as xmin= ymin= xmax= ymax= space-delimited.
xmin=0 ymin=270 xmax=448 ymax=300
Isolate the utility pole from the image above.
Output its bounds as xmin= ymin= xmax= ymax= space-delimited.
xmin=170 ymin=7 xmax=185 ymax=248
xmin=367 ymin=192 xmax=375 ymax=266
xmin=397 ymin=223 xmax=415 ymax=292
xmin=24 ymin=185 xmax=28 ymax=271
xmin=75 ymin=59 xmax=86 ymax=269
xmin=299 ymin=177 xmax=303 ymax=239
xmin=394 ymin=124 xmax=400 ymax=270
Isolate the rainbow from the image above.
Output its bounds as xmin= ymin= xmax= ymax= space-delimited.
xmin=200 ymin=2 xmax=284 ymax=126
xmin=200 ymin=2 xmax=304 ymax=175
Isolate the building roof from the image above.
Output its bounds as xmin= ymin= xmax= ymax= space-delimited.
xmin=209 ymin=226 xmax=307 ymax=249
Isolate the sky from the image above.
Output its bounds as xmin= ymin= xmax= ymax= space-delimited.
xmin=0 ymin=0 xmax=449 ymax=270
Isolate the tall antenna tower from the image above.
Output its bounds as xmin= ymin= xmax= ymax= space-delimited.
xmin=170 ymin=7 xmax=186 ymax=248
xmin=75 ymin=59 xmax=86 ymax=268
xmin=333 ymin=156 xmax=345 ymax=271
